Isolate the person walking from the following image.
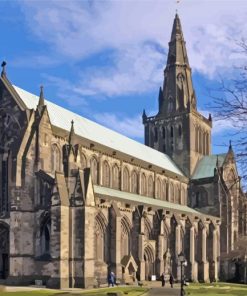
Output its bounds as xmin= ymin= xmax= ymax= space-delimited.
xmin=161 ymin=272 xmax=166 ymax=287
xmin=169 ymin=274 xmax=174 ymax=288
xmin=108 ymin=271 xmax=115 ymax=287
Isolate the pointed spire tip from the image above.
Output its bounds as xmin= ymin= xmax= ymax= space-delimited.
xmin=1 ymin=61 xmax=7 ymax=77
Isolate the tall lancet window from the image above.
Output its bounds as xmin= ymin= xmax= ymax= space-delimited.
xmin=131 ymin=171 xmax=138 ymax=194
xmin=123 ymin=167 xmax=130 ymax=192
xmin=52 ymin=144 xmax=61 ymax=172
xmin=90 ymin=157 xmax=98 ymax=184
xmin=112 ymin=164 xmax=120 ymax=189
xmin=141 ymin=173 xmax=147 ymax=196
xmin=102 ymin=160 xmax=110 ymax=187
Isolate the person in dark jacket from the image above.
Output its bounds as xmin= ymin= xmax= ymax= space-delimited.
xmin=161 ymin=272 xmax=166 ymax=287
xmin=169 ymin=274 xmax=174 ymax=288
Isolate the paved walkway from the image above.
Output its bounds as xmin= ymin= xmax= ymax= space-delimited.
xmin=148 ymin=287 xmax=180 ymax=295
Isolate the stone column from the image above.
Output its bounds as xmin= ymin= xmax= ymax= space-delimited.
xmin=83 ymin=205 xmax=96 ymax=288
xmin=157 ymin=234 xmax=164 ymax=276
xmin=212 ymin=229 xmax=218 ymax=281
xmin=138 ymin=216 xmax=145 ymax=281
xmin=190 ymin=226 xmax=198 ymax=282
xmin=114 ymin=216 xmax=122 ymax=280
xmin=176 ymin=224 xmax=181 ymax=280
xmin=138 ymin=234 xmax=145 ymax=281
xmin=202 ymin=227 xmax=209 ymax=282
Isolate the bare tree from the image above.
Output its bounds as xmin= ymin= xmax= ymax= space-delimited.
xmin=210 ymin=40 xmax=247 ymax=183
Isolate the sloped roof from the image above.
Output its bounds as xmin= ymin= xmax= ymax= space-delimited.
xmin=94 ymin=185 xmax=213 ymax=217
xmin=192 ymin=154 xmax=227 ymax=180
xmin=13 ymin=85 xmax=184 ymax=177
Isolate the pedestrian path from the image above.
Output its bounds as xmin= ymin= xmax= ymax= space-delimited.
xmin=148 ymin=286 xmax=180 ymax=295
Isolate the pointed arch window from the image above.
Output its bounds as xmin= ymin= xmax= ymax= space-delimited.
xmin=131 ymin=171 xmax=138 ymax=194
xmin=90 ymin=157 xmax=98 ymax=184
xmin=154 ymin=127 xmax=158 ymax=142
xmin=170 ymin=126 xmax=174 ymax=138
xmin=123 ymin=167 xmax=130 ymax=192
xmin=178 ymin=125 xmax=182 ymax=137
xmin=94 ymin=215 xmax=108 ymax=262
xmin=102 ymin=160 xmax=110 ymax=187
xmin=168 ymin=97 xmax=173 ymax=113
xmin=52 ymin=144 xmax=61 ymax=172
xmin=156 ymin=178 xmax=162 ymax=199
xmin=162 ymin=127 xmax=166 ymax=139
xmin=147 ymin=175 xmax=154 ymax=197
xmin=112 ymin=164 xmax=120 ymax=189
xmin=40 ymin=219 xmax=51 ymax=256
xmin=121 ymin=218 xmax=131 ymax=258
xmin=141 ymin=173 xmax=147 ymax=195
xmin=162 ymin=181 xmax=167 ymax=201
xmin=170 ymin=183 xmax=174 ymax=202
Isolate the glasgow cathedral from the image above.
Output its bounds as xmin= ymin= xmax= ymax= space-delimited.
xmin=0 ymin=14 xmax=246 ymax=288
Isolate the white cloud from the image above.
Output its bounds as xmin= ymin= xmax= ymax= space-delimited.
xmin=93 ymin=112 xmax=143 ymax=140
xmin=16 ymin=0 xmax=247 ymax=105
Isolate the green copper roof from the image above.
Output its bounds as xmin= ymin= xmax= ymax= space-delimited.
xmin=94 ymin=185 xmax=208 ymax=216
xmin=13 ymin=85 xmax=184 ymax=177
xmin=192 ymin=154 xmax=227 ymax=180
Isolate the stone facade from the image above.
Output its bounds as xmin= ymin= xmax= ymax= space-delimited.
xmin=0 ymin=13 xmax=246 ymax=288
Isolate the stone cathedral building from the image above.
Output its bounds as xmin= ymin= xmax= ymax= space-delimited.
xmin=0 ymin=14 xmax=246 ymax=288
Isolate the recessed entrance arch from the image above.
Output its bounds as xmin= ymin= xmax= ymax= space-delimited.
xmin=0 ymin=222 xmax=9 ymax=279
xmin=144 ymin=245 xmax=155 ymax=280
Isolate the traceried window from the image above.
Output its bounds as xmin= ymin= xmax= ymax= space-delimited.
xmin=175 ymin=185 xmax=180 ymax=204
xmin=154 ymin=127 xmax=158 ymax=142
xmin=156 ymin=178 xmax=162 ymax=199
xmin=178 ymin=125 xmax=182 ymax=137
xmin=102 ymin=160 xmax=110 ymax=187
xmin=170 ymin=183 xmax=174 ymax=202
xmin=121 ymin=218 xmax=131 ymax=258
xmin=90 ymin=157 xmax=98 ymax=184
xmin=40 ymin=219 xmax=51 ymax=256
xmin=147 ymin=175 xmax=154 ymax=197
xmin=51 ymin=144 xmax=61 ymax=172
xmin=112 ymin=164 xmax=120 ymax=189
xmin=168 ymin=97 xmax=173 ymax=112
xmin=141 ymin=173 xmax=147 ymax=196
xmin=94 ymin=215 xmax=108 ymax=262
xmin=123 ymin=167 xmax=130 ymax=192
xmin=162 ymin=127 xmax=166 ymax=139
xmin=131 ymin=171 xmax=138 ymax=194
xmin=162 ymin=181 xmax=167 ymax=201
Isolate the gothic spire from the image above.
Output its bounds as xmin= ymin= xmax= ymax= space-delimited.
xmin=229 ymin=140 xmax=232 ymax=151
xmin=167 ymin=13 xmax=189 ymax=66
xmin=38 ymin=85 xmax=45 ymax=107
xmin=68 ymin=120 xmax=75 ymax=145
xmin=1 ymin=61 xmax=6 ymax=77
xmin=142 ymin=109 xmax=147 ymax=123
xmin=159 ymin=13 xmax=195 ymax=114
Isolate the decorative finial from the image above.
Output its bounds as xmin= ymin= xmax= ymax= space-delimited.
xmin=68 ymin=120 xmax=75 ymax=145
xmin=229 ymin=140 xmax=232 ymax=150
xmin=142 ymin=109 xmax=147 ymax=123
xmin=38 ymin=85 xmax=45 ymax=107
xmin=1 ymin=61 xmax=7 ymax=77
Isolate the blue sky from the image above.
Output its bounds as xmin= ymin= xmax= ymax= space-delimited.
xmin=0 ymin=0 xmax=246 ymax=156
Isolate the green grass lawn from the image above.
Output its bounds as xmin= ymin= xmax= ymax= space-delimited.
xmin=186 ymin=282 xmax=247 ymax=296
xmin=0 ymin=287 xmax=148 ymax=296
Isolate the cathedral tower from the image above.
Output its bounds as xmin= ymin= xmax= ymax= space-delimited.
xmin=143 ymin=14 xmax=212 ymax=177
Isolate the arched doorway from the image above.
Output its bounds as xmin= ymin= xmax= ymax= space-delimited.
xmin=144 ymin=245 xmax=155 ymax=280
xmin=0 ymin=222 xmax=9 ymax=279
